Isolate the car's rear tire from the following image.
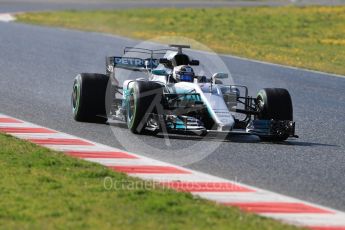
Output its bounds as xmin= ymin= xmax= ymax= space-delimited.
xmin=256 ymin=88 xmax=293 ymax=141
xmin=127 ymin=81 xmax=163 ymax=134
xmin=71 ymin=73 xmax=109 ymax=123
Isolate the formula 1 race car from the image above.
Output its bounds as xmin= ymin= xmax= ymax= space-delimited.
xmin=71 ymin=44 xmax=297 ymax=141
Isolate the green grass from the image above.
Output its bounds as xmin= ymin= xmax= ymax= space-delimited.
xmin=0 ymin=133 xmax=301 ymax=229
xmin=16 ymin=6 xmax=345 ymax=75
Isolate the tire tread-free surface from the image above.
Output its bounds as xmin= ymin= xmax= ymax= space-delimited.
xmin=72 ymin=73 xmax=109 ymax=122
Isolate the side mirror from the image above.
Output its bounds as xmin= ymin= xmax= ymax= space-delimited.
xmin=189 ymin=60 xmax=199 ymax=66
xmin=159 ymin=58 xmax=169 ymax=64
xmin=212 ymin=72 xmax=228 ymax=84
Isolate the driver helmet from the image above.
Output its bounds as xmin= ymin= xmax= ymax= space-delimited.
xmin=173 ymin=65 xmax=195 ymax=82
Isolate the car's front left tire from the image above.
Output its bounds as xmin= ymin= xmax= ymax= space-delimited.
xmin=71 ymin=73 xmax=109 ymax=123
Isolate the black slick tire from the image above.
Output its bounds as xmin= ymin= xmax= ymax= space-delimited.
xmin=256 ymin=88 xmax=293 ymax=141
xmin=71 ymin=73 xmax=109 ymax=123
xmin=127 ymin=81 xmax=163 ymax=134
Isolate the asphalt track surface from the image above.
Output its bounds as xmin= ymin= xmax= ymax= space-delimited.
xmin=0 ymin=1 xmax=345 ymax=213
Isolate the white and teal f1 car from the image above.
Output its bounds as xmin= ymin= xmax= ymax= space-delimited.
xmin=71 ymin=45 xmax=298 ymax=141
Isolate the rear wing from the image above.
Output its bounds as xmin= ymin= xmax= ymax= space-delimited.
xmin=106 ymin=47 xmax=172 ymax=73
xmin=106 ymin=56 xmax=159 ymax=72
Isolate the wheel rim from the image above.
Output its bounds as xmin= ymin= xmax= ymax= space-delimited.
xmin=72 ymin=83 xmax=80 ymax=113
xmin=127 ymin=88 xmax=136 ymax=127
xmin=257 ymin=95 xmax=264 ymax=111
xmin=256 ymin=94 xmax=266 ymax=119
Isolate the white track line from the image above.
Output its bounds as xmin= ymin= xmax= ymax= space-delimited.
xmin=193 ymin=191 xmax=298 ymax=203
xmin=135 ymin=172 xmax=231 ymax=183
xmin=45 ymin=144 xmax=118 ymax=152
xmin=84 ymin=158 xmax=171 ymax=166
xmin=0 ymin=123 xmax=42 ymax=128
xmin=11 ymin=133 xmax=76 ymax=139
xmin=1 ymin=113 xmax=345 ymax=229
xmin=262 ymin=213 xmax=345 ymax=227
